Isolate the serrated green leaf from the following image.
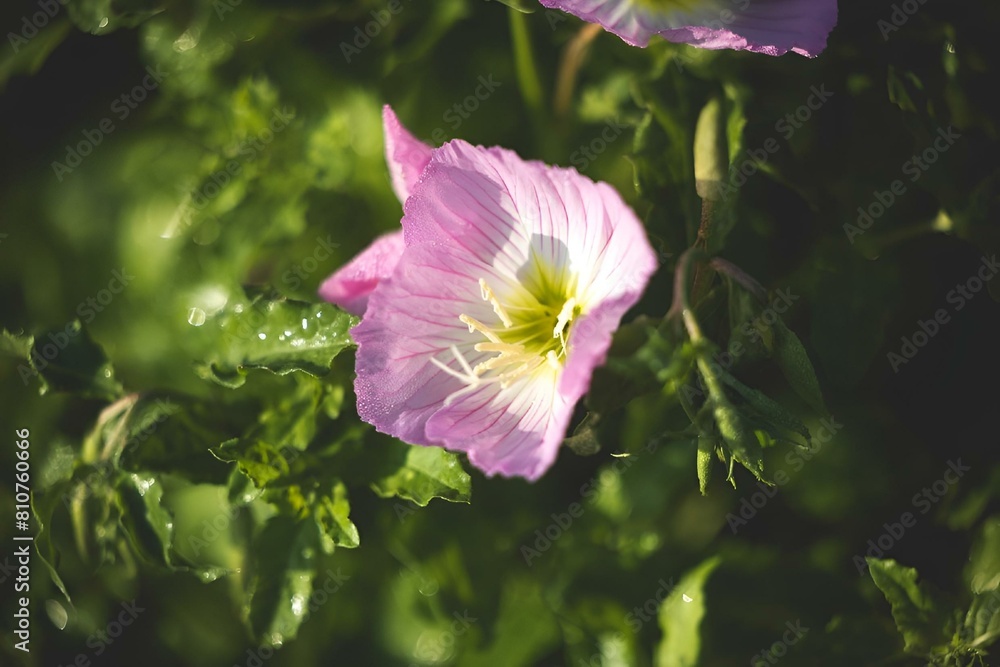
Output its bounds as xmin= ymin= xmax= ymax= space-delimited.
xmin=372 ymin=443 xmax=471 ymax=507
xmin=27 ymin=322 xmax=123 ymax=400
xmin=867 ymin=558 xmax=951 ymax=656
xmin=247 ymin=515 xmax=323 ymax=647
xmin=772 ymin=319 xmax=826 ymax=414
xmin=655 ymin=556 xmax=721 ymax=667
xmin=210 ymin=439 xmax=293 ymax=489
xmin=711 ymin=396 xmax=766 ymax=483
xmin=311 ymin=480 xmax=360 ymax=550
xmin=962 ymin=591 xmax=1000 ymax=650
xmin=196 ymin=295 xmax=357 ymax=389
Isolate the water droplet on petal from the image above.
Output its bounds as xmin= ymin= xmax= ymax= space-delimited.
xmin=188 ymin=307 xmax=206 ymax=326
xmin=258 ymin=333 xmax=267 ymax=340
xmin=682 ymin=594 xmax=693 ymax=603
xmin=418 ymin=578 xmax=439 ymax=596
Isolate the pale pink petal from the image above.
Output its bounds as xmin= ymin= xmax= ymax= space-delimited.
xmin=383 ymin=105 xmax=433 ymax=203
xmin=355 ymin=139 xmax=656 ymax=479
xmin=425 ymin=369 xmax=572 ymax=481
xmin=351 ymin=243 xmax=498 ymax=445
xmin=405 ymin=140 xmax=657 ymax=307
xmin=318 ymin=231 xmax=405 ymax=316
xmin=539 ymin=0 xmax=837 ymax=57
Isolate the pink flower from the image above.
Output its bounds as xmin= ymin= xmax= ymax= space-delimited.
xmin=540 ymin=0 xmax=838 ymax=57
xmin=320 ymin=107 xmax=657 ymax=480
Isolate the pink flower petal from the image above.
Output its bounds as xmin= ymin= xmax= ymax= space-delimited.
xmin=425 ymin=371 xmax=572 ymax=481
xmin=383 ymin=105 xmax=433 ymax=203
xmin=539 ymin=0 xmax=837 ymax=57
xmin=354 ymin=138 xmax=657 ymax=480
xmin=318 ymin=231 xmax=405 ymax=316
xmin=351 ymin=242 xmax=498 ymax=445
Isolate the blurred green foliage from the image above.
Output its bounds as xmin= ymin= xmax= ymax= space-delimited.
xmin=1 ymin=0 xmax=1000 ymax=666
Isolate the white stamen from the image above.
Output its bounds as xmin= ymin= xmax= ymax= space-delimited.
xmin=479 ymin=278 xmax=513 ymax=328
xmin=553 ymin=297 xmax=577 ymax=339
xmin=430 ymin=345 xmax=480 ymax=384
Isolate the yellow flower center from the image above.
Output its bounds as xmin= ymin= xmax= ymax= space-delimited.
xmin=433 ymin=260 xmax=583 ymax=389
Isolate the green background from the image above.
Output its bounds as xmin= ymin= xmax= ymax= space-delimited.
xmin=1 ymin=0 xmax=999 ymax=665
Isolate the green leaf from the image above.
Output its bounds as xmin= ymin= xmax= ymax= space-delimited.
xmin=372 ymin=443 xmax=472 ymax=507
xmin=714 ymin=364 xmax=811 ymax=443
xmin=210 ymin=439 xmax=295 ymax=489
xmin=0 ymin=20 xmax=72 ymax=92
xmin=867 ymin=558 xmax=951 ymax=656
xmin=195 ymin=295 xmax=357 ymax=389
xmin=116 ymin=473 xmax=175 ymax=567
xmin=962 ymin=592 xmax=1000 ymax=650
xmin=968 ymin=517 xmax=1000 ymax=594
xmin=655 ymin=556 xmax=721 ymax=667
xmin=710 ymin=393 xmax=766 ymax=484
xmin=0 ymin=328 xmax=32 ymax=358
xmin=772 ymin=320 xmax=826 ymax=414
xmin=458 ymin=577 xmax=560 ymax=667
xmin=30 ymin=481 xmax=74 ymax=604
xmin=27 ymin=322 xmax=123 ymax=400
xmin=305 ymin=480 xmax=360 ymax=550
xmin=247 ymin=515 xmax=324 ymax=647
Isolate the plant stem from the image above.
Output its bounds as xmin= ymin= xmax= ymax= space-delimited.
xmin=554 ymin=23 xmax=602 ymax=119
xmin=509 ymin=8 xmax=544 ymax=116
